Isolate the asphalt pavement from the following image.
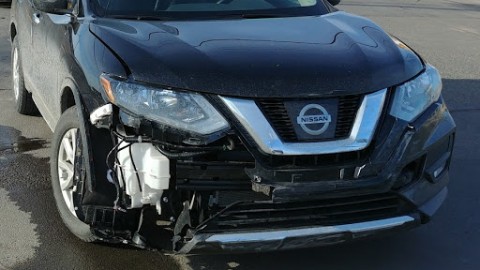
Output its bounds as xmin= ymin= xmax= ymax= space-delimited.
xmin=0 ymin=1 xmax=479 ymax=269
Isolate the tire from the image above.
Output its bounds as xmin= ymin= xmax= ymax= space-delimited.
xmin=51 ymin=106 xmax=97 ymax=242
xmin=12 ymin=37 xmax=38 ymax=115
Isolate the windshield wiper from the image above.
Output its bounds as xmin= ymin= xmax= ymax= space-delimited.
xmin=239 ymin=13 xmax=293 ymax=19
xmin=107 ymin=14 xmax=172 ymax=21
xmin=211 ymin=13 xmax=292 ymax=19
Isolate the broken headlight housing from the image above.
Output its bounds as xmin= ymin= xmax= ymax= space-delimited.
xmin=100 ymin=75 xmax=230 ymax=135
xmin=390 ymin=64 xmax=442 ymax=122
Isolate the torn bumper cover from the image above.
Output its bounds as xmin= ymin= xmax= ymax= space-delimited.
xmin=178 ymin=184 xmax=448 ymax=254
xmin=177 ymin=184 xmax=447 ymax=254
xmin=179 ymin=215 xmax=420 ymax=254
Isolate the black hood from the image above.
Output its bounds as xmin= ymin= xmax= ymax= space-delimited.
xmin=90 ymin=11 xmax=424 ymax=98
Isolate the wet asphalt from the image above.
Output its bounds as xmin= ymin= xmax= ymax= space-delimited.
xmin=0 ymin=0 xmax=479 ymax=269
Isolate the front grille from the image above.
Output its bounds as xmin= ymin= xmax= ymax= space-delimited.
xmin=257 ymin=95 xmax=363 ymax=142
xmin=204 ymin=193 xmax=412 ymax=232
xmin=336 ymin=95 xmax=363 ymax=138
xmin=257 ymin=100 xmax=298 ymax=141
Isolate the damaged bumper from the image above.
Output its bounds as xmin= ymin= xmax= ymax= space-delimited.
xmin=179 ymin=186 xmax=448 ymax=254
xmin=175 ymin=178 xmax=449 ymax=254
xmin=178 ymin=215 xmax=420 ymax=254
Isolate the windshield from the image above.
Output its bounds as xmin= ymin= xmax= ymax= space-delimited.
xmin=89 ymin=0 xmax=329 ymax=19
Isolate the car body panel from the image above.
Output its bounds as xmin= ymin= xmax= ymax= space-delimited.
xmin=89 ymin=11 xmax=424 ymax=98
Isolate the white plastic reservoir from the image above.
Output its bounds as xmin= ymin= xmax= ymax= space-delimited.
xmin=116 ymin=142 xmax=170 ymax=214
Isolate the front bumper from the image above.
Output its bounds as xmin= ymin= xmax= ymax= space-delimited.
xmin=178 ymin=180 xmax=448 ymax=254
xmin=179 ymin=215 xmax=420 ymax=254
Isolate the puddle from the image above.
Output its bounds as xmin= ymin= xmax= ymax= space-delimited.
xmin=0 ymin=125 xmax=48 ymax=155
xmin=0 ymin=139 xmax=48 ymax=153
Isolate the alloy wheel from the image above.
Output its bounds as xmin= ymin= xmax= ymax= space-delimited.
xmin=57 ymin=128 xmax=79 ymax=217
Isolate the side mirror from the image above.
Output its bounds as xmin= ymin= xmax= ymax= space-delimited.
xmin=33 ymin=0 xmax=75 ymax=14
xmin=327 ymin=0 xmax=341 ymax=6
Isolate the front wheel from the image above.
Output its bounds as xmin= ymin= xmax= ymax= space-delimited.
xmin=51 ymin=106 xmax=97 ymax=242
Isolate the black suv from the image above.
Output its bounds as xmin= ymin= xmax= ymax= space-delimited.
xmin=10 ymin=0 xmax=455 ymax=253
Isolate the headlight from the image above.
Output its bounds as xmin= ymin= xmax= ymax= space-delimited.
xmin=390 ymin=64 xmax=442 ymax=122
xmin=100 ymin=75 xmax=230 ymax=135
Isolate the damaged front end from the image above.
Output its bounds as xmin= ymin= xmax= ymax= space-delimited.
xmin=79 ymin=69 xmax=455 ymax=253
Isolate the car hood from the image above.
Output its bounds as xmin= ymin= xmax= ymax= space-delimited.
xmin=89 ymin=11 xmax=424 ymax=98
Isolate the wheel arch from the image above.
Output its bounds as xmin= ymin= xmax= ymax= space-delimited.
xmin=60 ymin=86 xmax=76 ymax=113
xmin=58 ymin=77 xmax=117 ymax=206
xmin=59 ymin=78 xmax=86 ymax=120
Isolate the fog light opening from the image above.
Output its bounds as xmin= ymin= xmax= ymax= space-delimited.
xmin=393 ymin=156 xmax=426 ymax=190
xmin=425 ymin=152 xmax=451 ymax=183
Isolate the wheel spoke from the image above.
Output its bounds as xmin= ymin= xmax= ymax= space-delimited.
xmin=62 ymin=136 xmax=74 ymax=163
xmin=60 ymin=174 xmax=74 ymax=191
xmin=58 ymin=160 xmax=74 ymax=191
xmin=58 ymin=159 xmax=73 ymax=175
xmin=71 ymin=129 xmax=77 ymax=158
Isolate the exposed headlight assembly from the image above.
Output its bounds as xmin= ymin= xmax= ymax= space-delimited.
xmin=100 ymin=75 xmax=229 ymax=135
xmin=390 ymin=64 xmax=442 ymax=122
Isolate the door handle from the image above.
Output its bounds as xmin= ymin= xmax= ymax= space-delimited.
xmin=33 ymin=13 xmax=42 ymax=24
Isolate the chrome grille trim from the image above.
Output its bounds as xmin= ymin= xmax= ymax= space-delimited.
xmin=219 ymin=89 xmax=387 ymax=156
